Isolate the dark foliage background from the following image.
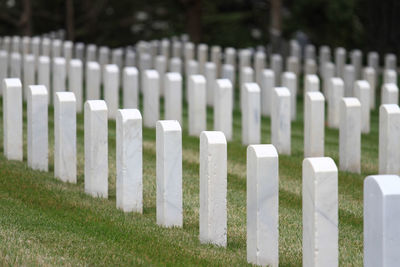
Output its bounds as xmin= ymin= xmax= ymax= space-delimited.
xmin=0 ymin=0 xmax=398 ymax=56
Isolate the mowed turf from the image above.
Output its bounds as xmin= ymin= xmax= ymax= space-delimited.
xmin=0 ymin=84 xmax=378 ymax=266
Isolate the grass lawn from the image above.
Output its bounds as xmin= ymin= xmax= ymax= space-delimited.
xmin=0 ymin=83 xmax=378 ymax=266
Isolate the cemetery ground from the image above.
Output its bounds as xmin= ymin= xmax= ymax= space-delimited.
xmin=0 ymin=88 xmax=375 ymax=266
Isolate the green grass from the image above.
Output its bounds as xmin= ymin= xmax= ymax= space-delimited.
xmin=0 ymin=85 xmax=379 ymax=266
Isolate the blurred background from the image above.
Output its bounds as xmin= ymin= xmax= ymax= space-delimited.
xmin=0 ymin=0 xmax=398 ymax=55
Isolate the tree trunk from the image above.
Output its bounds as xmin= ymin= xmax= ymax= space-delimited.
xmin=182 ymin=0 xmax=202 ymax=43
xmin=20 ymin=0 xmax=32 ymax=36
xmin=66 ymin=0 xmax=75 ymax=41
xmin=270 ymin=0 xmax=282 ymax=53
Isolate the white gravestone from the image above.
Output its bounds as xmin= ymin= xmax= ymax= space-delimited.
xmin=84 ymin=100 xmax=108 ymax=198
xmin=363 ymin=67 xmax=376 ymax=109
xmin=319 ymin=46 xmax=331 ymax=76
xmin=242 ymin=83 xmax=261 ymax=145
xmin=104 ymin=64 xmax=120 ymax=119
xmin=68 ymin=59 xmax=83 ymax=113
xmin=38 ymin=56 xmax=50 ymax=103
xmin=305 ymin=74 xmax=319 ymax=93
xmin=188 ymin=75 xmax=206 ymax=136
xmin=52 ymin=57 xmax=66 ymax=104
xmin=164 ymin=72 xmax=183 ymax=125
xmin=354 ymin=80 xmax=371 ymax=133
xmin=54 ymin=92 xmax=76 ymax=183
xmin=303 ymin=157 xmax=338 ymax=267
xmin=86 ymin=44 xmax=97 ymax=62
xmin=323 ymin=62 xmax=335 ymax=96
xmin=205 ymin=62 xmax=216 ymax=106
xmin=23 ymin=54 xmax=35 ymax=101
xmin=381 ymin=83 xmax=399 ymax=105
xmin=379 ymin=105 xmax=400 ymax=175
xmin=224 ymin=47 xmax=236 ymax=67
xmin=304 ymin=92 xmax=325 ymax=157
xmin=197 ymin=44 xmax=208 ymax=74
xmin=211 ymin=46 xmax=222 ymax=77
xmin=27 ymin=85 xmax=48 ymax=171
xmin=384 ymin=53 xmax=397 ymax=70
xmin=123 ymin=67 xmax=139 ymax=109
xmin=340 ymin=98 xmax=361 ymax=173
xmin=199 ymin=131 xmax=227 ymax=247
xmin=335 ymin=47 xmax=346 ymax=78
xmin=282 ymin=72 xmax=297 ymax=120
xmin=116 ymin=109 xmax=143 ymax=213
xmin=143 ymin=70 xmax=160 ymax=128
xmin=364 ymin=175 xmax=400 ymax=267
xmin=0 ymin=50 xmax=8 ymax=95
xmin=247 ymin=144 xmax=279 ymax=267
xmin=368 ymin=52 xmax=379 ymax=75
xmin=343 ymin=64 xmax=355 ymax=97
xmin=286 ymin=56 xmax=300 ymax=76
xmin=222 ymin=64 xmax=235 ymax=107
xmin=155 ymin=56 xmax=167 ymax=96
xmin=240 ymin=66 xmax=254 ymax=109
xmin=51 ymin=39 xmax=62 ymax=58
xmin=261 ymin=69 xmax=275 ymax=116
xmin=3 ymin=78 xmax=23 ymax=160
xmin=271 ymin=54 xmax=282 ymax=85
xmin=156 ymin=120 xmax=182 ymax=227
xmin=10 ymin=52 xmax=21 ymax=79
xmin=214 ymin=79 xmax=233 ymax=141
xmin=254 ymin=51 xmax=266 ymax=85
xmin=185 ymin=59 xmax=199 ymax=102
xmin=304 ymin=59 xmax=317 ymax=75
xmin=86 ymin=62 xmax=101 ymax=100
xmin=327 ymin=77 xmax=344 ymax=128
xmin=239 ymin=49 xmax=251 ymax=70
xmin=383 ymin=69 xmax=397 ymax=85
xmin=271 ymin=87 xmax=291 ymax=155
xmin=351 ymin=49 xmax=362 ymax=79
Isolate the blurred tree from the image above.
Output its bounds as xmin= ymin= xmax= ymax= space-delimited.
xmin=0 ymin=0 xmax=397 ymax=56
